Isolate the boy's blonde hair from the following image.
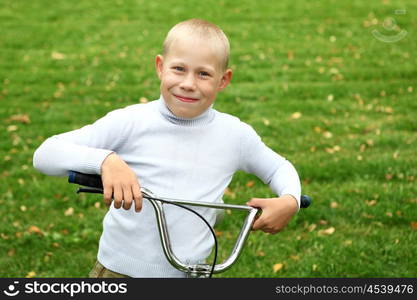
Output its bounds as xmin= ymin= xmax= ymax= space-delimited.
xmin=162 ymin=19 xmax=230 ymax=70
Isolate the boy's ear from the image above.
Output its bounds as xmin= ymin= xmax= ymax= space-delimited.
xmin=155 ymin=55 xmax=164 ymax=79
xmin=218 ymin=68 xmax=233 ymax=91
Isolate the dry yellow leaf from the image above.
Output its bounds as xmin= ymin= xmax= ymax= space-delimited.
xmin=26 ymin=271 xmax=36 ymax=278
xmin=307 ymin=223 xmax=317 ymax=232
xmin=318 ymin=227 xmax=335 ymax=236
xmin=7 ymin=125 xmax=18 ymax=132
xmin=273 ymin=263 xmax=283 ymax=273
xmin=323 ymin=131 xmax=333 ymax=139
xmin=246 ymin=181 xmax=255 ymax=188
xmin=224 ymin=188 xmax=236 ymax=199
xmin=51 ymin=51 xmax=66 ymax=60
xmin=411 ymin=222 xmax=417 ymax=230
xmin=28 ymin=225 xmax=43 ymax=235
xmin=291 ymin=112 xmax=302 ymax=119
xmin=9 ymin=114 xmax=31 ymax=124
xmin=366 ymin=200 xmax=377 ymax=206
xmin=7 ymin=249 xmax=15 ymax=257
xmin=64 ymin=207 xmax=74 ymax=216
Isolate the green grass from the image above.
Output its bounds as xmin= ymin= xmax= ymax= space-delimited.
xmin=1 ymin=0 xmax=416 ymax=277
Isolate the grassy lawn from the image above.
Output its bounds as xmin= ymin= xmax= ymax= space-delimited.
xmin=1 ymin=0 xmax=416 ymax=277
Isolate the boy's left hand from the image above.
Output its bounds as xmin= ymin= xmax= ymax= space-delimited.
xmin=246 ymin=195 xmax=298 ymax=234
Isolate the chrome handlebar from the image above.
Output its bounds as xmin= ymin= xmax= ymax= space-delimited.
xmin=140 ymin=187 xmax=259 ymax=277
xmin=68 ymin=171 xmax=311 ymax=277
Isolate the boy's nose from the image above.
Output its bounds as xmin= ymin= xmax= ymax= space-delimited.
xmin=179 ymin=74 xmax=196 ymax=91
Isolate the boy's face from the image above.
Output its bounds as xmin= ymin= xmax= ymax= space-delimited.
xmin=155 ymin=36 xmax=232 ymax=119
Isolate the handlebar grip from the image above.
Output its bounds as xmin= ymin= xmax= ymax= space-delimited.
xmin=68 ymin=171 xmax=103 ymax=189
xmin=300 ymin=195 xmax=312 ymax=208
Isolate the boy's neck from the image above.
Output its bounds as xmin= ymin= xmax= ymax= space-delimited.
xmin=158 ymin=96 xmax=215 ymax=126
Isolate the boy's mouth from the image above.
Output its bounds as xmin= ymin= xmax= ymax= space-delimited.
xmin=174 ymin=94 xmax=199 ymax=103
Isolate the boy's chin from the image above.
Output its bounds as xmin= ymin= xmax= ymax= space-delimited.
xmin=172 ymin=109 xmax=200 ymax=119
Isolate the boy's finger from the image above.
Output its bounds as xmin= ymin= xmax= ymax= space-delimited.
xmin=122 ymin=187 xmax=133 ymax=210
xmin=246 ymin=198 xmax=264 ymax=208
xmin=132 ymin=184 xmax=143 ymax=212
xmin=251 ymin=217 xmax=265 ymax=231
xmin=113 ymin=186 xmax=123 ymax=209
xmin=103 ymin=185 xmax=113 ymax=207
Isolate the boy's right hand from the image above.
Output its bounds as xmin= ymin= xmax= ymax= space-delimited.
xmin=101 ymin=153 xmax=143 ymax=212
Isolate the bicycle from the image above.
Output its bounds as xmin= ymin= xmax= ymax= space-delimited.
xmin=68 ymin=171 xmax=311 ymax=278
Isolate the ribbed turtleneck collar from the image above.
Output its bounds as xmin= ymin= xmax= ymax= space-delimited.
xmin=157 ymin=96 xmax=215 ymax=126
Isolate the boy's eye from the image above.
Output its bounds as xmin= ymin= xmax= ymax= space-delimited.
xmin=199 ymin=71 xmax=211 ymax=77
xmin=173 ymin=66 xmax=184 ymax=72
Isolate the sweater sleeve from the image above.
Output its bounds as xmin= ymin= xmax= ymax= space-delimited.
xmin=239 ymin=122 xmax=301 ymax=208
xmin=33 ymin=108 xmax=129 ymax=177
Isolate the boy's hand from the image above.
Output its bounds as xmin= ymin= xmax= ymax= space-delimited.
xmin=246 ymin=195 xmax=298 ymax=234
xmin=101 ymin=153 xmax=143 ymax=212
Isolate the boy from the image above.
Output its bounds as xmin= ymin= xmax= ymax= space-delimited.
xmin=33 ymin=19 xmax=301 ymax=278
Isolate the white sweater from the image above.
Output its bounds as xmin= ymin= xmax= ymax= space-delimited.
xmin=33 ymin=97 xmax=301 ymax=277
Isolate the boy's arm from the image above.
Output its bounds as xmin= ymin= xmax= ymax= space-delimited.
xmin=239 ymin=123 xmax=301 ymax=234
xmin=246 ymin=161 xmax=300 ymax=234
xmin=33 ymin=108 xmax=143 ymax=212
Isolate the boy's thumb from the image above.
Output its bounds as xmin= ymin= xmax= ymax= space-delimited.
xmin=246 ymin=198 xmax=263 ymax=208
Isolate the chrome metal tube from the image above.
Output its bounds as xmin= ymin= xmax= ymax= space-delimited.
xmin=141 ymin=188 xmax=259 ymax=276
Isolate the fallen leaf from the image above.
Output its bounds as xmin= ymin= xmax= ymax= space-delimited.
xmin=318 ymin=227 xmax=335 ymax=236
xmin=291 ymin=112 xmax=302 ymax=119
xmin=139 ymin=97 xmax=148 ymax=103
xmin=7 ymin=125 xmax=18 ymax=132
xmin=343 ymin=240 xmax=352 ymax=246
xmin=7 ymin=249 xmax=15 ymax=257
xmin=28 ymin=225 xmax=43 ymax=235
xmin=323 ymin=131 xmax=333 ymax=139
xmin=246 ymin=181 xmax=255 ymax=188
xmin=64 ymin=207 xmax=74 ymax=216
xmin=410 ymin=222 xmax=417 ymax=230
xmin=8 ymin=114 xmax=30 ymax=124
xmin=366 ymin=200 xmax=377 ymax=206
xmin=51 ymin=51 xmax=66 ymax=60
xmin=314 ymin=126 xmax=322 ymax=133
xmin=307 ymin=223 xmax=317 ymax=232
xmin=273 ymin=263 xmax=283 ymax=272
xmin=256 ymin=250 xmax=265 ymax=257
xmin=26 ymin=271 xmax=36 ymax=278
xmin=224 ymin=188 xmax=236 ymax=199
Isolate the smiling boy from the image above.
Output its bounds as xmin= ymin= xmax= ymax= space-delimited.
xmin=33 ymin=19 xmax=301 ymax=277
